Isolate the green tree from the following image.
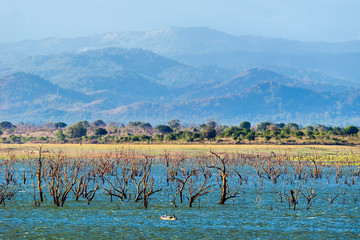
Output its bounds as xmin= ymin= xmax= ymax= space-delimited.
xmin=245 ymin=131 xmax=256 ymax=141
xmin=294 ymin=130 xmax=304 ymax=139
xmin=0 ymin=130 xmax=2 ymax=136
xmin=0 ymin=121 xmax=15 ymax=130
xmin=77 ymin=120 xmax=90 ymax=128
xmin=93 ymin=120 xmax=106 ymax=127
xmin=331 ymin=127 xmax=344 ymax=136
xmin=140 ymin=122 xmax=152 ymax=130
xmin=284 ymin=123 xmax=299 ymax=131
xmin=67 ymin=122 xmax=87 ymax=138
xmin=203 ymin=127 xmax=216 ymax=140
xmin=56 ymin=129 xmax=65 ymax=141
xmin=155 ymin=125 xmax=173 ymax=134
xmin=154 ymin=134 xmax=164 ymax=141
xmin=167 ymin=119 xmax=181 ymax=130
xmin=95 ymin=127 xmax=108 ymax=136
xmin=240 ymin=121 xmax=251 ymax=129
xmin=9 ymin=134 xmax=19 ymax=143
xmin=55 ymin=122 xmax=67 ymax=129
xmin=344 ymin=126 xmax=359 ymax=135
xmin=256 ymin=122 xmax=271 ymax=132
xmin=128 ymin=121 xmax=142 ymax=127
xmin=206 ymin=120 xmax=217 ymax=129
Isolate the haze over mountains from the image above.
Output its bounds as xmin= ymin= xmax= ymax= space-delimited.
xmin=0 ymin=27 xmax=359 ymax=125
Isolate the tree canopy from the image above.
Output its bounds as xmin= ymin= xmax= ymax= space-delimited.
xmin=66 ymin=122 xmax=87 ymax=138
xmin=240 ymin=121 xmax=251 ymax=129
xmin=156 ymin=125 xmax=173 ymax=134
xmin=55 ymin=122 xmax=67 ymax=129
xmin=0 ymin=121 xmax=15 ymax=130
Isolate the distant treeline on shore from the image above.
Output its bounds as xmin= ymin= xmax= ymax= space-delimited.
xmin=0 ymin=120 xmax=359 ymax=145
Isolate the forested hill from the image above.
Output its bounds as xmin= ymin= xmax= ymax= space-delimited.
xmin=0 ymin=27 xmax=359 ymax=125
xmin=0 ymin=50 xmax=359 ymax=125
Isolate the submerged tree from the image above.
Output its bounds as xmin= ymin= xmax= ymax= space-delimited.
xmin=208 ymin=152 xmax=242 ymax=204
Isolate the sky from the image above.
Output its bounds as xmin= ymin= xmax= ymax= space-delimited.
xmin=1 ymin=0 xmax=360 ymax=43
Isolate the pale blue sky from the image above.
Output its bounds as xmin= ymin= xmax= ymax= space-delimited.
xmin=1 ymin=0 xmax=359 ymax=43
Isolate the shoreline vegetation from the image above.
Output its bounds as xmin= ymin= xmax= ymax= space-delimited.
xmin=0 ymin=120 xmax=360 ymax=146
xmin=1 ymin=119 xmax=360 ymax=160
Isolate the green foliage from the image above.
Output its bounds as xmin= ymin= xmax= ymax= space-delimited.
xmin=93 ymin=120 xmax=106 ymax=127
xmin=331 ymin=127 xmax=344 ymax=136
xmin=294 ymin=130 xmax=304 ymax=139
xmin=256 ymin=122 xmax=271 ymax=131
xmin=245 ymin=131 xmax=256 ymax=141
xmin=155 ymin=125 xmax=173 ymax=134
xmin=0 ymin=121 xmax=15 ymax=130
xmin=140 ymin=122 xmax=152 ymax=129
xmin=206 ymin=121 xmax=217 ymax=129
xmin=77 ymin=120 xmax=90 ymax=128
xmin=56 ymin=129 xmax=65 ymax=141
xmin=165 ymin=133 xmax=177 ymax=141
xmin=281 ymin=128 xmax=291 ymax=137
xmin=154 ymin=134 xmax=164 ymax=141
xmin=0 ymin=130 xmax=2 ymax=136
xmin=203 ymin=127 xmax=216 ymax=140
xmin=128 ymin=121 xmax=142 ymax=127
xmin=239 ymin=121 xmax=251 ymax=129
xmin=55 ymin=122 xmax=67 ymax=129
xmin=167 ymin=119 xmax=181 ymax=130
xmin=95 ymin=128 xmax=108 ymax=136
xmin=264 ymin=135 xmax=272 ymax=141
xmin=345 ymin=126 xmax=359 ymax=135
xmin=67 ymin=122 xmax=87 ymax=138
xmin=9 ymin=134 xmax=20 ymax=143
xmin=284 ymin=123 xmax=300 ymax=131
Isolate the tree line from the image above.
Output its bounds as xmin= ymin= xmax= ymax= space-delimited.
xmin=0 ymin=120 xmax=359 ymax=145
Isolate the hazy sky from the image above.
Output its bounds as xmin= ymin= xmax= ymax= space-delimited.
xmin=1 ymin=0 xmax=359 ymax=43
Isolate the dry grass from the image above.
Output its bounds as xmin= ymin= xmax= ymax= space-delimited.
xmin=1 ymin=143 xmax=360 ymax=159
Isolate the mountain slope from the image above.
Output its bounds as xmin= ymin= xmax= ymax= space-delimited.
xmin=105 ymin=80 xmax=355 ymax=125
xmin=0 ymin=72 xmax=90 ymax=117
xmin=0 ymin=47 xmax=236 ymax=90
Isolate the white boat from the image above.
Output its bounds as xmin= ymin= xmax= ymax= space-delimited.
xmin=160 ymin=214 xmax=177 ymax=220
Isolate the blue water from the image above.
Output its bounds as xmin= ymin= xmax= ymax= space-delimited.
xmin=1 ymin=160 xmax=359 ymax=239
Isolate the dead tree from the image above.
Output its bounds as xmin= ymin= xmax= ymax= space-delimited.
xmin=169 ymin=163 xmax=197 ymax=207
xmin=103 ymin=163 xmax=132 ymax=202
xmin=131 ymin=156 xmax=161 ymax=208
xmin=0 ymin=166 xmax=18 ymax=207
xmin=301 ymin=185 xmax=317 ymax=210
xmin=187 ymin=169 xmax=213 ymax=208
xmin=47 ymin=154 xmax=78 ymax=206
xmin=328 ymin=189 xmax=341 ymax=204
xmin=208 ymin=152 xmax=241 ymax=204
xmin=72 ymin=160 xmax=88 ymax=201
xmin=24 ymin=182 xmax=41 ymax=207
xmin=141 ymin=157 xmax=162 ymax=209
xmin=83 ymin=179 xmax=99 ymax=205
xmin=285 ymin=185 xmax=301 ymax=210
xmin=35 ymin=146 xmax=45 ymax=202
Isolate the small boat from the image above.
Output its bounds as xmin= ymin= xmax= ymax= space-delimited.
xmin=160 ymin=214 xmax=177 ymax=220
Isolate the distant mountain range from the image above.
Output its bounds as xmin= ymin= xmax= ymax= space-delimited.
xmin=0 ymin=27 xmax=359 ymax=125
